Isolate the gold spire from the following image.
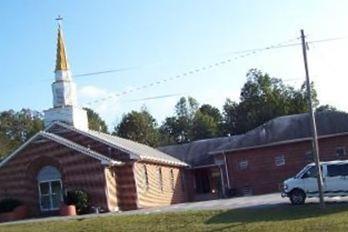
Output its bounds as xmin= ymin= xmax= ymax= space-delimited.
xmin=55 ymin=22 xmax=70 ymax=71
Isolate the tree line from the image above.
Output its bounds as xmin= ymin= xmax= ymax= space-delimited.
xmin=0 ymin=69 xmax=339 ymax=158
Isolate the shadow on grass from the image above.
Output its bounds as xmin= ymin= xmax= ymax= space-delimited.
xmin=206 ymin=202 xmax=348 ymax=225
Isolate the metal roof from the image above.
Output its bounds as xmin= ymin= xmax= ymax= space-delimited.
xmin=213 ymin=111 xmax=348 ymax=154
xmin=158 ymin=137 xmax=235 ymax=166
xmin=45 ymin=122 xmax=188 ymax=167
xmin=160 ymin=111 xmax=348 ymax=167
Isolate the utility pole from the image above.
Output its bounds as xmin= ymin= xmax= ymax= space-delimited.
xmin=300 ymin=29 xmax=325 ymax=209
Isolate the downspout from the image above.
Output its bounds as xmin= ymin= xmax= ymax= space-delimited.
xmin=219 ymin=165 xmax=226 ymax=197
xmin=223 ymin=151 xmax=231 ymax=189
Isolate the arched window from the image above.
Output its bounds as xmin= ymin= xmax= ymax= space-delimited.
xmin=37 ymin=166 xmax=63 ymax=211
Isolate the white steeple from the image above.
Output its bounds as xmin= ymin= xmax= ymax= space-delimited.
xmin=44 ymin=17 xmax=88 ymax=130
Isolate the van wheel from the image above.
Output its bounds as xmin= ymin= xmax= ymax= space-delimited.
xmin=290 ymin=189 xmax=306 ymax=205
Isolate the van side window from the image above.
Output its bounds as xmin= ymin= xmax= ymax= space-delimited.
xmin=327 ymin=165 xmax=340 ymax=177
xmin=302 ymin=166 xmax=317 ymax=178
xmin=327 ymin=164 xmax=348 ymax=177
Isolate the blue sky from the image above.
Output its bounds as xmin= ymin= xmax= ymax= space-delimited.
xmin=1 ymin=1 xmax=348 ymax=129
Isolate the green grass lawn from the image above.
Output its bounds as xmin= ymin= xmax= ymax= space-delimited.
xmin=2 ymin=203 xmax=348 ymax=232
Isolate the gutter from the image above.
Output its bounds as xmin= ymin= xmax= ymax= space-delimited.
xmin=209 ymin=131 xmax=348 ymax=156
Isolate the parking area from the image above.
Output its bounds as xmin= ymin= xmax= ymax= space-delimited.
xmin=3 ymin=192 xmax=348 ymax=226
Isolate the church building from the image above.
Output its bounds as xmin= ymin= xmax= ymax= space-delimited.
xmin=2 ymin=19 xmax=348 ymax=220
xmin=0 ymin=22 xmax=188 ymax=216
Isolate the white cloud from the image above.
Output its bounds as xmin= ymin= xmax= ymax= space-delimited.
xmin=77 ymin=85 xmax=120 ymax=130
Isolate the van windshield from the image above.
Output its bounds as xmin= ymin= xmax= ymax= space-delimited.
xmin=295 ymin=165 xmax=312 ymax=178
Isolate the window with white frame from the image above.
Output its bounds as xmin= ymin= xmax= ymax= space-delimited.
xmin=336 ymin=146 xmax=346 ymax=158
xmin=239 ymin=160 xmax=248 ymax=170
xmin=158 ymin=167 xmax=163 ymax=191
xmin=275 ymin=154 xmax=286 ymax=167
xmin=37 ymin=166 xmax=63 ymax=211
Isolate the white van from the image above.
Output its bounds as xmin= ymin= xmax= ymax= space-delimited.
xmin=281 ymin=160 xmax=348 ymax=205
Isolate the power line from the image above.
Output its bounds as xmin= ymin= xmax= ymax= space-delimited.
xmin=84 ymin=37 xmax=302 ymax=106
xmin=85 ymin=35 xmax=345 ymax=106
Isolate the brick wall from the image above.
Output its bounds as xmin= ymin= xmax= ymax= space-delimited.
xmin=0 ymin=140 xmax=109 ymax=216
xmin=225 ymin=135 xmax=348 ymax=195
xmin=133 ymin=161 xmax=187 ymax=208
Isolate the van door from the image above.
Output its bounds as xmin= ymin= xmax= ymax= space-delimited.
xmin=301 ymin=166 xmax=320 ymax=197
xmin=325 ymin=163 xmax=348 ymax=196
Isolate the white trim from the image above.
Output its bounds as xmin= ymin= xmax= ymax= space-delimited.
xmin=38 ymin=179 xmax=63 ymax=212
xmin=189 ymin=164 xmax=219 ymax=170
xmin=46 ymin=122 xmax=189 ymax=167
xmin=41 ymin=132 xmax=123 ymax=166
xmin=0 ymin=131 xmax=123 ymax=168
xmin=45 ymin=122 xmax=140 ymax=159
xmin=219 ymin=165 xmax=226 ymax=197
xmin=224 ymin=152 xmax=231 ymax=189
xmin=210 ymin=132 xmax=348 ymax=155
xmin=0 ymin=133 xmax=42 ymax=168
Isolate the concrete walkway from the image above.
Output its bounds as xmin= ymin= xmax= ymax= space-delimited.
xmin=2 ymin=193 xmax=347 ymax=226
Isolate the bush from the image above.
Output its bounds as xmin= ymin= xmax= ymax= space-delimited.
xmin=64 ymin=190 xmax=89 ymax=214
xmin=0 ymin=199 xmax=22 ymax=214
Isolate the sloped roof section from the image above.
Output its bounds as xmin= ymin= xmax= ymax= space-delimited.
xmin=0 ymin=131 xmax=122 ymax=168
xmin=213 ymin=111 xmax=348 ymax=154
xmin=159 ymin=111 xmax=348 ymax=167
xmin=159 ymin=137 xmax=236 ymax=166
xmin=87 ymin=130 xmax=188 ymax=166
xmin=45 ymin=122 xmax=188 ymax=167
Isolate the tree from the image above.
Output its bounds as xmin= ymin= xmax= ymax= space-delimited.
xmin=83 ymin=108 xmax=108 ymax=133
xmin=0 ymin=109 xmax=43 ymax=158
xmin=222 ymin=99 xmax=239 ymax=136
xmin=222 ymin=69 xmax=319 ymax=135
xmin=191 ymin=111 xmax=220 ymax=140
xmin=316 ymin=104 xmax=338 ymax=113
xmin=160 ymin=97 xmax=199 ymax=144
xmin=113 ymin=108 xmax=159 ymax=147
xmin=199 ymin=104 xmax=223 ymax=123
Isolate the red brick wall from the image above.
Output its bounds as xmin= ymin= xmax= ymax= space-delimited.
xmin=225 ymin=135 xmax=348 ymax=195
xmin=0 ymin=140 xmax=109 ymax=216
xmin=133 ymin=161 xmax=187 ymax=208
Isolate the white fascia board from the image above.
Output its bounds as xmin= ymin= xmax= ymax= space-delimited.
xmin=0 ymin=131 xmax=123 ymax=168
xmin=209 ymin=132 xmax=348 ymax=155
xmin=0 ymin=132 xmax=43 ymax=168
xmin=41 ymin=132 xmax=123 ymax=166
xmin=44 ymin=122 xmax=141 ymax=160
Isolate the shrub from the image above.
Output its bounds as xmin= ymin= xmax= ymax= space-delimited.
xmin=0 ymin=199 xmax=22 ymax=214
xmin=64 ymin=190 xmax=89 ymax=214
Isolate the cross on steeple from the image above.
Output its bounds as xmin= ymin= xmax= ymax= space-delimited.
xmin=55 ymin=15 xmax=63 ymax=28
xmin=55 ymin=15 xmax=69 ymax=72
